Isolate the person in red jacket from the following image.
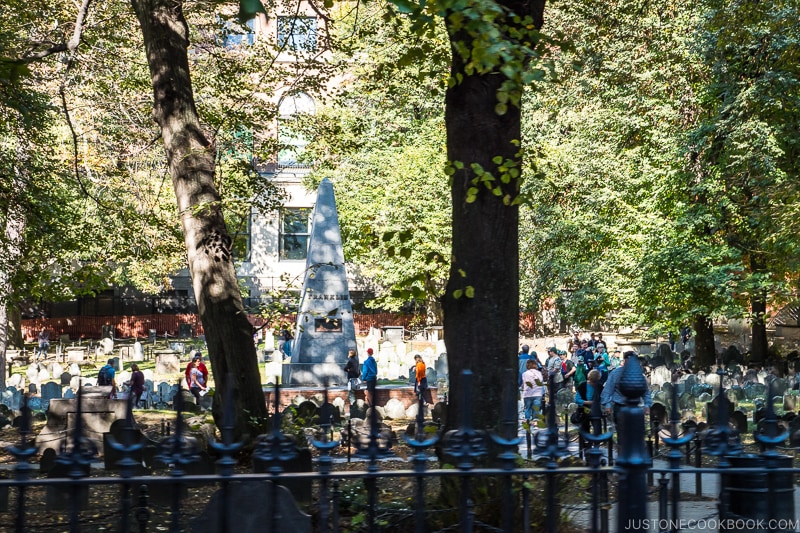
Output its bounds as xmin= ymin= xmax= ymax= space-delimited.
xmin=185 ymin=352 xmax=209 ymax=387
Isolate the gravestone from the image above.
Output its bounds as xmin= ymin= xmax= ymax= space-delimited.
xmin=705 ymin=373 xmax=720 ymax=388
xmin=39 ymin=447 xmax=57 ymax=474
xmin=100 ymin=337 xmax=114 ymax=355
xmin=650 ymin=366 xmax=672 ymax=388
xmin=692 ymin=384 xmax=713 ymax=397
xmin=650 ymin=403 xmax=668 ymax=427
xmin=555 ymin=388 xmax=572 ymax=415
xmin=771 ymin=378 xmax=789 ymax=397
xmin=730 ymin=410 xmax=748 ymax=434
xmin=785 ymin=394 xmax=798 ymax=412
xmin=178 ymin=323 xmax=193 ymax=338
xmin=40 ymin=382 xmax=62 ymax=411
xmin=661 ymin=382 xmax=673 ymax=396
xmin=119 ymin=346 xmax=134 ymax=361
xmin=383 ymin=398 xmax=406 ymax=419
xmin=132 ymin=341 xmax=144 ymax=362
xmin=745 ymin=382 xmax=767 ymax=400
xmin=45 ymin=458 xmax=90 ymax=511
xmin=284 ymin=178 xmax=357 ymax=387
xmin=721 ymin=345 xmax=742 ymax=365
xmin=1 ymin=387 xmax=21 ymax=410
xmin=253 ymin=447 xmax=314 ymax=503
xmin=60 ymin=372 xmax=72 ymax=386
xmin=653 ymin=391 xmax=670 ymax=408
xmin=697 ymin=392 xmax=712 ymax=404
xmin=102 ymin=419 xmax=156 ymax=473
xmin=156 ymin=353 xmax=180 ymax=374
xmin=191 ymin=481 xmax=311 ymax=533
xmin=650 ymin=344 xmax=674 ymax=368
xmin=727 ymin=387 xmax=745 ymax=403
xmin=27 ymin=397 xmax=42 ymax=412
xmin=7 ymin=374 xmax=22 ymax=389
xmin=66 ymin=348 xmax=85 ymax=362
xmin=28 ymin=383 xmax=37 ymax=395
xmin=435 ymin=355 xmax=449 ymax=385
xmin=156 ymin=382 xmax=178 ymax=407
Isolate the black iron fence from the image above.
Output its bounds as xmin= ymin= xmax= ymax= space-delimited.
xmin=1 ymin=357 xmax=799 ymax=532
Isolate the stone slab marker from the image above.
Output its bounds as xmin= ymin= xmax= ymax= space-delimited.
xmin=284 ymin=178 xmax=357 ymax=386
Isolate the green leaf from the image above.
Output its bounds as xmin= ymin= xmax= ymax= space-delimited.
xmin=390 ymin=0 xmax=418 ymax=14
xmin=465 ymin=285 xmax=475 ymax=298
xmin=238 ymin=0 xmax=266 ymax=23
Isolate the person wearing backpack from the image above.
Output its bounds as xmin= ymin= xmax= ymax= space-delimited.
xmin=98 ymin=358 xmax=117 ymax=398
xmin=573 ymin=359 xmax=587 ymax=388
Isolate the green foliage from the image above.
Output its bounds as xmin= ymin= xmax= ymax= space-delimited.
xmin=299 ymin=4 xmax=452 ymax=319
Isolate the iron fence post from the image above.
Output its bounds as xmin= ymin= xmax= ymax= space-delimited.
xmin=615 ymin=355 xmax=650 ymax=531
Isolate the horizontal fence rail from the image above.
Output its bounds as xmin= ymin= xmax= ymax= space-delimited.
xmin=0 ymin=359 xmax=799 ymax=532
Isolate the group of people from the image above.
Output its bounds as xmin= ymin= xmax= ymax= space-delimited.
xmin=518 ymin=333 xmax=652 ymax=432
xmin=94 ymin=351 xmax=209 ymax=409
xmin=343 ymin=348 xmax=430 ymax=413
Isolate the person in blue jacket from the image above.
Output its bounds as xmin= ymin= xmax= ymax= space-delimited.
xmin=361 ymin=348 xmax=378 ymax=406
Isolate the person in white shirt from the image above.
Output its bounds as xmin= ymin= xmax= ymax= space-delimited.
xmin=521 ymin=359 xmax=545 ymax=422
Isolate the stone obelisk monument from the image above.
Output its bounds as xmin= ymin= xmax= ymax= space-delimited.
xmin=283 ymin=178 xmax=357 ymax=386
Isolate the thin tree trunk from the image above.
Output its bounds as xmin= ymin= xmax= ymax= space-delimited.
xmin=130 ymin=0 xmax=268 ymax=437
xmin=750 ymin=254 xmax=768 ymax=361
xmin=693 ymin=314 xmax=716 ymax=368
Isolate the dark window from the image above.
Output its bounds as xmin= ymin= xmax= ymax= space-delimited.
xmin=280 ymin=207 xmax=311 ymax=260
xmin=277 ymin=16 xmax=317 ymax=52
xmin=230 ymin=210 xmax=252 ymax=262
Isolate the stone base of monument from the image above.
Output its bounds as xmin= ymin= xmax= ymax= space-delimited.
xmin=36 ymin=392 xmax=130 ymax=455
xmin=282 ymin=363 xmax=349 ymax=387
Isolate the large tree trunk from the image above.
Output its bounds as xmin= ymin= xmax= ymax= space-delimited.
xmin=442 ymin=1 xmax=545 ymax=437
xmin=130 ymin=0 xmax=268 ymax=437
xmin=0 ymin=128 xmax=31 ymax=389
xmin=693 ymin=314 xmax=716 ymax=368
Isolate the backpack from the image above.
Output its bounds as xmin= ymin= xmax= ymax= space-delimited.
xmin=98 ymin=365 xmax=112 ymax=386
xmin=574 ymin=362 xmax=587 ymax=386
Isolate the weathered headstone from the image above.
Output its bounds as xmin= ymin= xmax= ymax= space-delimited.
xmin=60 ymin=372 xmax=72 ymax=386
xmin=191 ymin=481 xmax=311 ymax=533
xmin=784 ymin=393 xmax=798 ymax=412
xmin=771 ymin=378 xmax=789 ymax=397
xmin=252 ymin=447 xmax=314 ymax=503
xmin=383 ymin=398 xmax=406 ymax=419
xmin=730 ymin=410 xmax=748 ymax=433
xmin=132 ymin=341 xmax=144 ymax=362
xmin=103 ymin=420 xmax=151 ymax=473
xmin=155 ymin=353 xmax=180 ymax=374
xmin=40 ymin=382 xmax=62 ymax=411
xmin=721 ymin=345 xmax=742 ymax=365
xmin=744 ymin=382 xmax=767 ymax=400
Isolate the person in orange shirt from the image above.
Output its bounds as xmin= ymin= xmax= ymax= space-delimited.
xmin=413 ymin=354 xmax=431 ymax=405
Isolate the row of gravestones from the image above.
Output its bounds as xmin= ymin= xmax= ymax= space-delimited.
xmin=18 ymin=357 xmax=173 ymax=387
xmin=0 ymin=380 xmax=206 ymax=413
